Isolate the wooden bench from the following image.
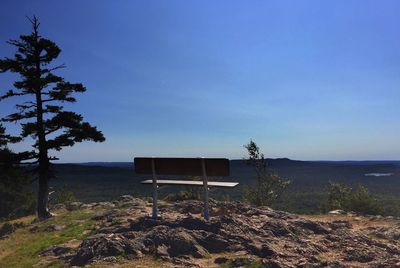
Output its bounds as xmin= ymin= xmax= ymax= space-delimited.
xmin=134 ymin=157 xmax=239 ymax=220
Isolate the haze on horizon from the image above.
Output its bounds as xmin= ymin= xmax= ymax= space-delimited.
xmin=0 ymin=0 xmax=399 ymax=162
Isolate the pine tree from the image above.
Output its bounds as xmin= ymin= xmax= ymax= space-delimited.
xmin=0 ymin=17 xmax=105 ymax=219
xmin=243 ymin=140 xmax=290 ymax=206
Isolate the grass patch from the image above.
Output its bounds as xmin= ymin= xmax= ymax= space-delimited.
xmin=0 ymin=210 xmax=95 ymax=268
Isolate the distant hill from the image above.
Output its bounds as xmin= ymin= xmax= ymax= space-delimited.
xmin=78 ymin=162 xmax=133 ymax=168
xmin=76 ymin=159 xmax=400 ymax=169
xmin=53 ymin=158 xmax=400 ymax=216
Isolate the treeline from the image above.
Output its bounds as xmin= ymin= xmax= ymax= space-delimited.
xmin=166 ymin=140 xmax=394 ymax=216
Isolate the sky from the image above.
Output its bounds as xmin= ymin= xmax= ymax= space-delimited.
xmin=0 ymin=0 xmax=399 ymax=162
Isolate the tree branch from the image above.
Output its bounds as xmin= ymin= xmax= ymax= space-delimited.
xmin=47 ymin=64 xmax=65 ymax=72
xmin=45 ymin=126 xmax=62 ymax=136
xmin=42 ymin=98 xmax=56 ymax=103
xmin=0 ymin=90 xmax=26 ymax=101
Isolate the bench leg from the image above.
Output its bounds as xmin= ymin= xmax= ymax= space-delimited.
xmin=152 ymin=182 xmax=158 ymax=218
xmin=152 ymin=158 xmax=158 ymax=219
xmin=204 ymin=186 xmax=209 ymax=220
xmin=202 ymin=158 xmax=209 ymax=221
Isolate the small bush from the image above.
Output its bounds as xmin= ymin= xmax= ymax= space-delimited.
xmin=0 ymin=222 xmax=23 ymax=238
xmin=324 ymin=182 xmax=383 ymax=215
xmin=50 ymin=185 xmax=77 ymax=206
xmin=348 ymin=185 xmax=383 ymax=215
xmin=325 ymin=182 xmax=351 ymax=211
xmin=219 ymin=194 xmax=232 ymax=202
xmin=163 ymin=176 xmax=202 ymax=201
xmin=0 ymin=158 xmax=36 ymax=219
xmin=164 ymin=189 xmax=201 ymax=201
xmin=0 ymin=222 xmax=15 ymax=238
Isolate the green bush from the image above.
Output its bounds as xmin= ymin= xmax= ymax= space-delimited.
xmin=348 ymin=185 xmax=383 ymax=215
xmin=0 ymin=222 xmax=15 ymax=238
xmin=0 ymin=221 xmax=24 ymax=238
xmin=164 ymin=189 xmax=201 ymax=201
xmin=0 ymin=149 xmax=36 ymax=219
xmin=163 ymin=176 xmax=202 ymax=202
xmin=325 ymin=182 xmax=351 ymax=211
xmin=50 ymin=185 xmax=77 ymax=206
xmin=324 ymin=182 xmax=383 ymax=215
xmin=219 ymin=194 xmax=232 ymax=202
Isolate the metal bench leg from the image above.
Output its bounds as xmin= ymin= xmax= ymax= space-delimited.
xmin=152 ymin=158 xmax=158 ymax=219
xmin=202 ymin=158 xmax=209 ymax=221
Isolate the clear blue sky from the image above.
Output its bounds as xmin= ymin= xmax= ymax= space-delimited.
xmin=0 ymin=1 xmax=399 ymax=162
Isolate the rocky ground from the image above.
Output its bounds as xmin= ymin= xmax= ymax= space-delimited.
xmin=5 ymin=196 xmax=400 ymax=267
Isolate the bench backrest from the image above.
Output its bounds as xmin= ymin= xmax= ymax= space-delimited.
xmin=134 ymin=157 xmax=230 ymax=177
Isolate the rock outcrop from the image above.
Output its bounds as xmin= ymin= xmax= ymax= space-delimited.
xmin=62 ymin=197 xmax=400 ymax=267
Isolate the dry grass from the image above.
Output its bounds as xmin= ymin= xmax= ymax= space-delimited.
xmin=0 ymin=210 xmax=95 ymax=268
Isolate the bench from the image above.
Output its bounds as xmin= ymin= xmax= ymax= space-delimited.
xmin=134 ymin=157 xmax=239 ymax=220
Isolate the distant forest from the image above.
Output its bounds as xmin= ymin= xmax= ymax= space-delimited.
xmin=50 ymin=159 xmax=400 ymax=216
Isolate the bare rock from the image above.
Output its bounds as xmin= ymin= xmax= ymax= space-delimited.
xmin=64 ymin=199 xmax=400 ymax=267
xmin=193 ymin=232 xmax=229 ymax=253
xmin=117 ymin=195 xmax=146 ymax=208
xmin=70 ymin=233 xmax=144 ymax=266
xmin=291 ymin=219 xmax=331 ymax=235
xmin=261 ymin=259 xmax=285 ymax=268
xmin=328 ymin=209 xmax=346 ymax=215
xmin=328 ymin=220 xmax=352 ymax=230
xmin=41 ymin=245 xmax=71 ymax=256
xmin=67 ymin=202 xmax=83 ymax=211
xmin=248 ymin=243 xmax=276 ymax=258
xmin=343 ymin=248 xmax=375 ymax=263
xmin=144 ymin=226 xmax=207 ymax=258
xmin=50 ymin=203 xmax=66 ymax=211
xmin=367 ymin=227 xmax=400 ymax=240
xmin=91 ymin=209 xmax=122 ymax=221
xmin=177 ymin=201 xmax=204 ymax=214
xmin=214 ymin=257 xmax=229 ymax=264
xmin=231 ymin=257 xmax=257 ymax=267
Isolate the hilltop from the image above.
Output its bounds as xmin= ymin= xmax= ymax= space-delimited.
xmin=1 ymin=196 xmax=399 ymax=267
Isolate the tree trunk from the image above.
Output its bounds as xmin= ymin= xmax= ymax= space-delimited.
xmin=33 ymin=20 xmax=51 ymax=220
xmin=37 ymin=173 xmax=51 ymax=219
xmin=36 ymin=92 xmax=51 ymax=220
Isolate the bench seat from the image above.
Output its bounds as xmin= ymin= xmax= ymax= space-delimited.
xmin=141 ymin=179 xmax=238 ymax=187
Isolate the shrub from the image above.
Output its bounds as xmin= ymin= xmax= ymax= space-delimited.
xmin=164 ymin=189 xmax=201 ymax=201
xmin=348 ymin=184 xmax=383 ymax=215
xmin=163 ymin=176 xmax=202 ymax=201
xmin=50 ymin=185 xmax=77 ymax=206
xmin=0 ymin=149 xmax=36 ymax=219
xmin=324 ymin=182 xmax=383 ymax=215
xmin=219 ymin=194 xmax=232 ymax=202
xmin=0 ymin=222 xmax=15 ymax=238
xmin=325 ymin=182 xmax=351 ymax=211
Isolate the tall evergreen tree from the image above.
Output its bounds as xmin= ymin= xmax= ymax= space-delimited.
xmin=0 ymin=17 xmax=105 ymax=219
